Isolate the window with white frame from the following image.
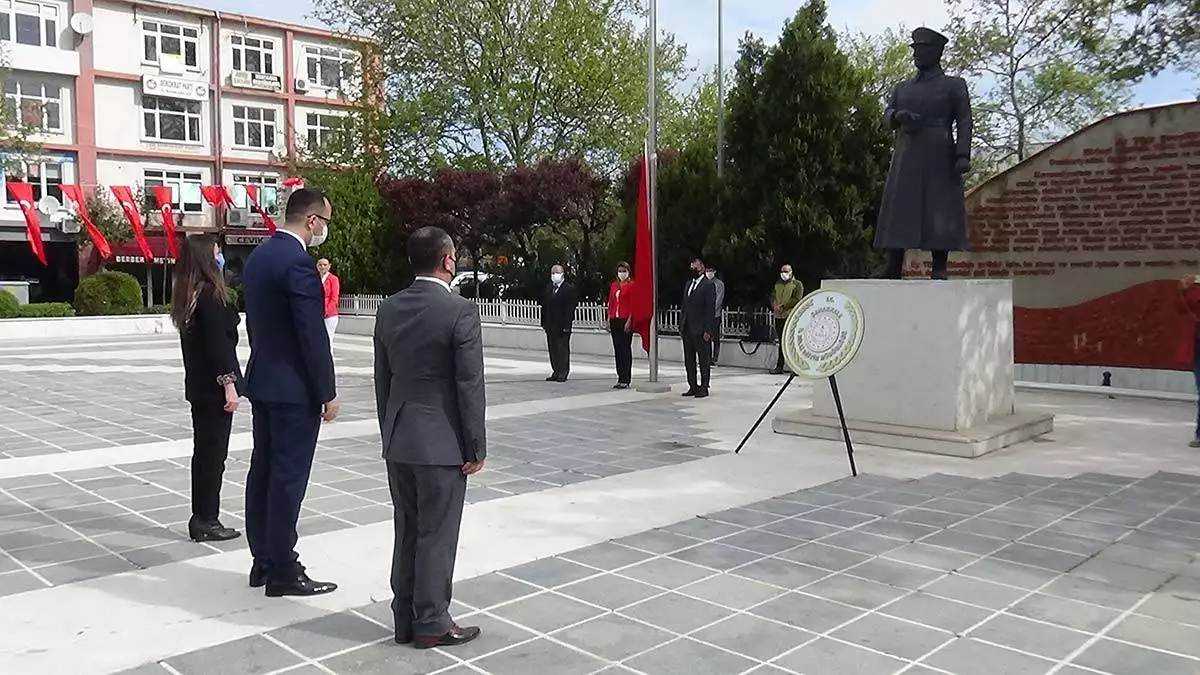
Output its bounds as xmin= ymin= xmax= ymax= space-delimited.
xmin=304 ymin=112 xmax=345 ymax=148
xmin=0 ymin=0 xmax=58 ymax=48
xmin=142 ymin=20 xmax=199 ymax=68
xmin=304 ymin=46 xmax=357 ymax=90
xmin=142 ymin=168 xmax=203 ymax=213
xmin=232 ymin=105 xmax=277 ymax=149
xmin=230 ymin=174 xmax=279 ymax=215
xmin=2 ymin=76 xmax=61 ymax=132
xmin=2 ymin=158 xmax=67 ymax=204
xmin=142 ymin=95 xmax=202 ymax=143
xmin=230 ymin=34 xmax=274 ymax=74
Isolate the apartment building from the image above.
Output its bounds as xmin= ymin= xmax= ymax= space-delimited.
xmin=0 ymin=0 xmax=365 ymax=302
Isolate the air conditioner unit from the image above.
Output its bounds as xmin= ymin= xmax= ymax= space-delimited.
xmin=59 ymin=218 xmax=81 ymax=234
xmin=226 ymin=207 xmax=251 ymax=227
xmin=294 ymin=77 xmax=310 ymax=93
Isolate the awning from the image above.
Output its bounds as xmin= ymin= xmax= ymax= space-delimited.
xmin=110 ymin=236 xmax=176 ymax=265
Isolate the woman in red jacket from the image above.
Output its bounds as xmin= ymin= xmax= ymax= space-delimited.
xmin=608 ymin=261 xmax=635 ymax=389
xmin=317 ymin=258 xmax=340 ymax=352
xmin=1177 ymin=275 xmax=1200 ymax=447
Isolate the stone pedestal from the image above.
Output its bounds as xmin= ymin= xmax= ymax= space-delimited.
xmin=772 ymin=279 xmax=1053 ymax=458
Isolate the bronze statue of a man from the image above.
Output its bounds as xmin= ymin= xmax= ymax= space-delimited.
xmin=873 ymin=27 xmax=973 ymax=280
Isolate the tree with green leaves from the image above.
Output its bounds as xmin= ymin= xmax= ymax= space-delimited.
xmin=1105 ymin=0 xmax=1199 ymax=83
xmin=310 ymin=0 xmax=689 ymax=173
xmin=303 ymin=168 xmax=397 ymax=294
xmin=0 ymin=44 xmax=42 ymax=176
xmin=711 ymin=0 xmax=891 ymax=305
xmin=841 ymin=26 xmax=913 ymax=106
xmin=944 ymin=0 xmax=1133 ymax=178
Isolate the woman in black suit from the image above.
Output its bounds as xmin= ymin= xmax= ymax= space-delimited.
xmin=171 ymin=234 xmax=243 ymax=542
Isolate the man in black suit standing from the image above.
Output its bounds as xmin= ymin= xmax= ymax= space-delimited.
xmin=540 ymin=264 xmax=578 ymax=382
xmin=242 ymin=188 xmax=339 ymax=597
xmin=681 ymin=257 xmax=717 ymax=398
xmin=374 ymin=226 xmax=486 ymax=649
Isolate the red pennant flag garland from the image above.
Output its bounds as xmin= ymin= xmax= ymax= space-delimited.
xmin=148 ymin=186 xmax=181 ymax=258
xmin=243 ymin=185 xmax=277 ymax=233
xmin=5 ymin=181 xmax=47 ymax=265
xmin=200 ymin=185 xmax=235 ymax=209
xmin=59 ymin=185 xmax=112 ymax=260
xmin=109 ymin=185 xmax=155 ymax=263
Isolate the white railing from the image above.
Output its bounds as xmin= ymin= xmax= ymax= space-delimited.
xmin=339 ymin=294 xmax=775 ymax=338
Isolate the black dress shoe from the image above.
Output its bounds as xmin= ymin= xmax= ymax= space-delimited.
xmin=265 ymin=565 xmax=338 ymax=597
xmin=545 ymin=375 xmax=558 ymax=382
xmin=694 ymin=388 xmax=710 ymax=399
xmin=249 ymin=562 xmax=268 ymax=588
xmin=394 ymin=631 xmax=412 ymax=645
xmin=413 ymin=624 xmax=481 ymax=650
xmin=682 ymin=389 xmax=697 ymax=397
xmin=188 ymin=517 xmax=241 ymax=542
xmin=613 ymin=383 xmax=629 ymax=389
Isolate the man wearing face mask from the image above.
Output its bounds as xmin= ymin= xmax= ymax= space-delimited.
xmin=241 ymin=188 xmax=340 ymax=597
xmin=681 ymin=257 xmax=717 ymax=398
xmin=704 ymin=265 xmax=725 ymax=366
xmin=770 ymin=264 xmax=804 ymax=375
xmin=540 ymin=264 xmax=579 ymax=382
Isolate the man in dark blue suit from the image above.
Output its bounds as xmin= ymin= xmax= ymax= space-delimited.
xmin=242 ymin=188 xmax=340 ymax=597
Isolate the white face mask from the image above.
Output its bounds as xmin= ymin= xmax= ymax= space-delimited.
xmin=551 ymin=272 xmax=564 ymax=285
xmin=617 ymin=271 xmax=629 ymax=281
xmin=308 ymin=217 xmax=329 ymax=248
xmin=780 ymin=272 xmax=791 ymax=281
xmin=705 ymin=271 xmax=715 ymax=280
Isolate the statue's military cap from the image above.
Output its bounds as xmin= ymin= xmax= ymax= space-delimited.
xmin=911 ymin=27 xmax=949 ymax=47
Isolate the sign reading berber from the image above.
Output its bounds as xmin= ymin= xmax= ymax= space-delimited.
xmin=781 ymin=290 xmax=865 ymax=379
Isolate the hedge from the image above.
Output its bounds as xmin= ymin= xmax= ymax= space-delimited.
xmin=74 ymin=270 xmax=144 ymax=316
xmin=16 ymin=303 xmax=75 ymax=318
xmin=0 ymin=289 xmax=17 ymax=318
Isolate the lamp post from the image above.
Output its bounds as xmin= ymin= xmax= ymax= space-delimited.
xmin=716 ymin=0 xmax=725 ymax=179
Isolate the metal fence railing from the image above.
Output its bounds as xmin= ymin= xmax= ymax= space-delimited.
xmin=338 ymin=295 xmax=775 ymax=338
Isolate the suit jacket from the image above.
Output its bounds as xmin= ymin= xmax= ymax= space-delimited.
xmin=242 ymin=232 xmax=336 ymax=407
xmin=374 ymin=280 xmax=487 ymax=466
xmin=541 ymin=281 xmax=579 ymax=334
xmin=180 ymin=286 xmax=243 ymax=404
xmin=681 ymin=276 xmax=717 ymax=337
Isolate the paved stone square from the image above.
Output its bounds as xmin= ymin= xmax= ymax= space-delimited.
xmin=2 ymin=330 xmax=1200 ymax=675
xmin=119 ymin=470 xmax=1200 ymax=675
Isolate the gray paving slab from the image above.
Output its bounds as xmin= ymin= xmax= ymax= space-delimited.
xmin=111 ymin=470 xmax=1200 ymax=674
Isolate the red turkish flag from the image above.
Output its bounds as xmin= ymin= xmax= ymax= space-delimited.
xmin=109 ymin=185 xmax=154 ymax=263
xmin=5 ymin=181 xmax=47 ymax=265
xmin=60 ymin=184 xmax=112 ymax=259
xmin=149 ymin=186 xmax=181 ymax=258
xmin=200 ymin=185 xmax=234 ymax=208
xmin=628 ymin=142 xmax=655 ymax=353
xmin=244 ymin=185 xmax=277 ymax=233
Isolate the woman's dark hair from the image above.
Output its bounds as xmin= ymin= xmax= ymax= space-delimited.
xmin=616 ymin=261 xmax=630 ymax=272
xmin=170 ymin=234 xmax=228 ymax=329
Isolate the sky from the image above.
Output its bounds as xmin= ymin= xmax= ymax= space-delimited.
xmin=196 ymin=0 xmax=1192 ymax=107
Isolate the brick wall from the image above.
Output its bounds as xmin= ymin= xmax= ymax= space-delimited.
xmin=906 ymin=102 xmax=1200 ymax=371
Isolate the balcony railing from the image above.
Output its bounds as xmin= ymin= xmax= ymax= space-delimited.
xmin=338 ymin=294 xmax=774 ymax=338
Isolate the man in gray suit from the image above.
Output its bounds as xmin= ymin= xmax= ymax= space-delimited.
xmin=373 ymin=226 xmax=486 ymax=649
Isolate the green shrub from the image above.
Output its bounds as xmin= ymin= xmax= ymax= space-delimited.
xmin=15 ymin=302 xmax=75 ymax=318
xmin=73 ymin=270 xmax=144 ymax=316
xmin=226 ymin=285 xmax=243 ymax=311
xmin=145 ymin=304 xmax=172 ymax=315
xmin=0 ymin=289 xmax=18 ymax=318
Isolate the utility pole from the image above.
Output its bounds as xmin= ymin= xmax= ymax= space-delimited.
xmin=647 ymin=0 xmax=661 ymax=384
xmin=716 ymin=0 xmax=725 ymax=179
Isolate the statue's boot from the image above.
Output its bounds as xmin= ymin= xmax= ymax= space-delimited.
xmin=931 ymin=250 xmax=949 ymax=280
xmin=871 ymin=249 xmax=905 ymax=279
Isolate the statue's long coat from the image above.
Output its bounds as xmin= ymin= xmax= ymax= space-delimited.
xmin=874 ymin=67 xmax=973 ymax=251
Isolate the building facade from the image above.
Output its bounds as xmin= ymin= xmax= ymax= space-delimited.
xmin=0 ymin=0 xmax=363 ymax=302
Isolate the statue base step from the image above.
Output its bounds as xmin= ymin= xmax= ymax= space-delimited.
xmin=772 ymin=408 xmax=1054 ymax=459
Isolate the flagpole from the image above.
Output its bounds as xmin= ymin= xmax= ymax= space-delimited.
xmin=647 ymin=0 xmax=661 ymax=384
xmin=716 ymin=0 xmax=725 ymax=179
